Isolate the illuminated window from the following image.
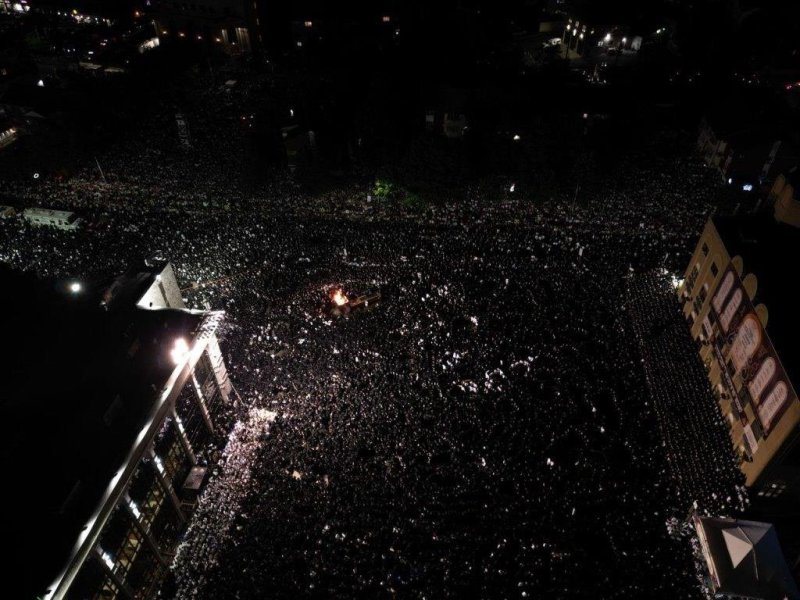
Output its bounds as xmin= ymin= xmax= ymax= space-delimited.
xmin=127 ymin=497 xmax=141 ymax=519
xmin=99 ymin=547 xmax=114 ymax=570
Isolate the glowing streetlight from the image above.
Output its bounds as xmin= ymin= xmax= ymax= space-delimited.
xmin=513 ymin=134 xmax=521 ymax=141
xmin=170 ymin=338 xmax=190 ymax=365
xmin=604 ymin=33 xmax=611 ymax=43
xmin=70 ymin=282 xmax=82 ymax=293
xmin=621 ymin=37 xmax=627 ymax=45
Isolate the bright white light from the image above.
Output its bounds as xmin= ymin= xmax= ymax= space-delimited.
xmin=170 ymin=337 xmax=190 ymax=364
xmin=37 ymin=79 xmax=44 ymax=87
xmin=622 ymin=37 xmax=627 ymax=44
xmin=604 ymin=33 xmax=611 ymax=42
xmin=728 ymin=178 xmax=733 ymax=184
xmin=69 ymin=282 xmax=82 ymax=293
xmin=509 ymin=183 xmax=516 ymax=192
xmin=101 ymin=550 xmax=114 ymax=570
xmin=127 ymin=498 xmax=141 ymax=519
xmin=154 ymin=455 xmax=165 ymax=474
xmin=33 ymin=172 xmax=40 ymax=179
xmin=513 ymin=134 xmax=521 ymax=141
xmin=289 ymin=108 xmax=294 ymax=118
xmin=742 ymin=184 xmax=753 ymax=191
xmin=579 ymin=33 xmax=584 ymax=39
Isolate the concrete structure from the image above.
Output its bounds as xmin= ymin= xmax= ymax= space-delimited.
xmin=0 ymin=124 xmax=17 ymax=149
xmin=22 ymin=207 xmax=82 ymax=230
xmin=0 ymin=262 xmax=234 ymax=600
xmin=697 ymin=119 xmax=799 ymax=190
xmin=693 ymin=515 xmax=799 ymax=599
xmin=678 ymin=212 xmax=800 ymax=499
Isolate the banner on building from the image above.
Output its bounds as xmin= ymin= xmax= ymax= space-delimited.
xmin=711 ymin=265 xmax=798 ymax=444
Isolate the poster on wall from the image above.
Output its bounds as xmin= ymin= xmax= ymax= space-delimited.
xmin=711 ymin=265 xmax=798 ymax=440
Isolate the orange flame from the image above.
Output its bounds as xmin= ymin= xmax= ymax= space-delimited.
xmin=331 ymin=288 xmax=348 ymax=306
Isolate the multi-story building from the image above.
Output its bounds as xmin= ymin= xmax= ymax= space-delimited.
xmin=0 ymin=261 xmax=234 ymax=600
xmin=678 ymin=210 xmax=800 ymax=500
xmin=149 ymin=0 xmax=260 ymax=54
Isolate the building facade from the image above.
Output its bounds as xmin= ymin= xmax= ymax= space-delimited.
xmin=37 ymin=262 xmax=234 ymax=600
xmin=678 ymin=215 xmax=800 ymax=501
xmin=150 ymin=0 xmax=259 ymax=54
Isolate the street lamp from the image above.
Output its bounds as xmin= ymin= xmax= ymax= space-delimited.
xmin=170 ymin=338 xmax=190 ymax=365
xmin=69 ymin=282 xmax=82 ymax=294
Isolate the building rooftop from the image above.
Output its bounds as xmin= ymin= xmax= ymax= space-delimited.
xmin=712 ymin=212 xmax=800 ymax=385
xmin=0 ymin=263 xmax=210 ymax=599
xmin=695 ymin=515 xmax=800 ymax=600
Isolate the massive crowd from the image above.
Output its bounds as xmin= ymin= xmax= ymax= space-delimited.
xmin=628 ymin=272 xmax=747 ymax=516
xmin=0 ymin=92 xmax=746 ymax=598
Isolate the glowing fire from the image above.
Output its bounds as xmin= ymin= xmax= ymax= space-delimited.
xmin=331 ymin=288 xmax=348 ymax=306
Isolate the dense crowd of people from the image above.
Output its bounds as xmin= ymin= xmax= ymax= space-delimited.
xmin=0 ymin=90 xmax=747 ymax=598
xmin=628 ymin=271 xmax=747 ymax=516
